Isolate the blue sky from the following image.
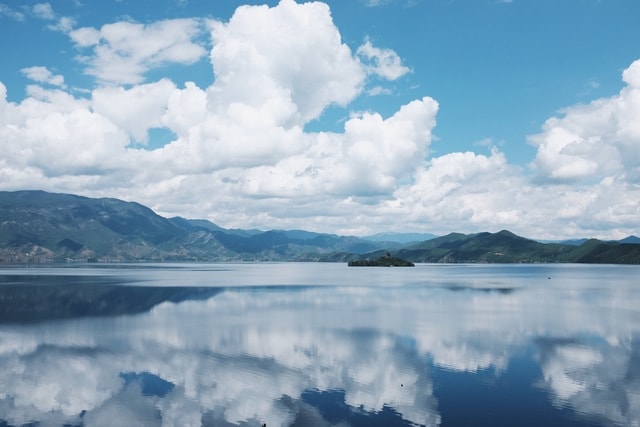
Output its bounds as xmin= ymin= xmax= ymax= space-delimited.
xmin=1 ymin=0 xmax=639 ymax=239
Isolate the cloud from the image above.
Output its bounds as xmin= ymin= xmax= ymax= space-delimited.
xmin=357 ymin=38 xmax=411 ymax=81
xmin=361 ymin=0 xmax=422 ymax=7
xmin=0 ymin=83 xmax=130 ymax=181
xmin=48 ymin=16 xmax=75 ymax=32
xmin=215 ymin=96 xmax=438 ymax=200
xmin=361 ymin=0 xmax=393 ymax=7
xmin=0 ymin=4 xmax=25 ymax=21
xmin=20 ymin=66 xmax=65 ymax=87
xmin=32 ymin=3 xmax=55 ymax=20
xmin=208 ymin=0 xmax=364 ymax=124
xmin=69 ymin=19 xmax=208 ymax=85
xmin=391 ymin=149 xmax=522 ymax=229
xmin=529 ymin=59 xmax=640 ymax=184
xmin=367 ymin=85 xmax=393 ymax=96
xmin=1 ymin=0 xmax=640 ymax=239
xmin=68 ymin=26 xmax=100 ymax=46
xmin=91 ymin=79 xmax=177 ymax=143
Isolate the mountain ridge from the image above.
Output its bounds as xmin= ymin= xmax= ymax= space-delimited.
xmin=1 ymin=190 xmax=639 ymax=264
xmin=0 ymin=190 xmax=382 ymax=263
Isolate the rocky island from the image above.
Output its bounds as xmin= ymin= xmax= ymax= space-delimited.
xmin=348 ymin=253 xmax=415 ymax=267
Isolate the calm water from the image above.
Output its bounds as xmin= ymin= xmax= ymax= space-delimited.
xmin=0 ymin=263 xmax=639 ymax=426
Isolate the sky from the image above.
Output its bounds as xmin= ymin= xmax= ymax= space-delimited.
xmin=1 ymin=0 xmax=639 ymax=239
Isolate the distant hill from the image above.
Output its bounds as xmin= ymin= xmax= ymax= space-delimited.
xmin=364 ymin=232 xmax=438 ymax=244
xmin=0 ymin=190 xmax=192 ymax=262
xmin=1 ymin=191 xmax=639 ymax=264
xmin=557 ymin=238 xmax=589 ymax=246
xmin=538 ymin=236 xmax=640 ymax=245
xmin=344 ymin=230 xmax=640 ymax=264
xmin=0 ymin=190 xmax=383 ymax=263
xmin=619 ymin=236 xmax=640 ymax=244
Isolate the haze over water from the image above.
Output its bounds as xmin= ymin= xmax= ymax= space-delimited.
xmin=1 ymin=263 xmax=639 ymax=426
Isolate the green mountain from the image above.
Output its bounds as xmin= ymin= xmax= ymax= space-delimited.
xmin=0 ymin=190 xmax=382 ymax=263
xmin=1 ymin=191 xmax=639 ymax=264
xmin=352 ymin=230 xmax=640 ymax=264
xmin=619 ymin=236 xmax=640 ymax=244
xmin=363 ymin=232 xmax=438 ymax=244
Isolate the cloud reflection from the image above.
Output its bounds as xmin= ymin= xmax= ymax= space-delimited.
xmin=0 ymin=265 xmax=639 ymax=426
xmin=0 ymin=288 xmax=442 ymax=426
xmin=536 ymin=337 xmax=640 ymax=426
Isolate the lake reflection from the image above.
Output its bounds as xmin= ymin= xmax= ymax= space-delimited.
xmin=0 ymin=263 xmax=639 ymax=426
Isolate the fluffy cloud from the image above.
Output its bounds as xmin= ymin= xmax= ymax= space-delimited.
xmin=219 ymin=96 xmax=437 ymax=200
xmin=20 ymin=66 xmax=65 ymax=87
xmin=529 ymin=58 xmax=640 ymax=184
xmin=32 ymin=3 xmax=55 ymax=20
xmin=357 ymin=38 xmax=411 ymax=80
xmin=69 ymin=19 xmax=208 ymax=85
xmin=0 ymin=4 xmax=25 ymax=21
xmin=91 ymin=79 xmax=177 ymax=143
xmin=208 ymin=0 xmax=365 ymax=124
xmin=0 ymin=83 xmax=130 ymax=182
xmin=1 ymin=0 xmax=639 ymax=239
xmin=388 ymin=150 xmax=526 ymax=232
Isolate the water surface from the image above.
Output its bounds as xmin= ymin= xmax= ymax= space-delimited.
xmin=0 ymin=263 xmax=639 ymax=426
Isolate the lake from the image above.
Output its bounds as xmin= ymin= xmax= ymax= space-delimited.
xmin=0 ymin=263 xmax=639 ymax=426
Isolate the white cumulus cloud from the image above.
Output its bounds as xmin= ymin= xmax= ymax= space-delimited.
xmin=69 ymin=19 xmax=208 ymax=85
xmin=0 ymin=1 xmax=639 ymax=239
xmin=92 ymin=79 xmax=177 ymax=143
xmin=208 ymin=0 xmax=365 ymax=124
xmin=20 ymin=66 xmax=65 ymax=87
xmin=32 ymin=3 xmax=55 ymax=20
xmin=529 ymin=58 xmax=640 ymax=184
xmin=357 ymin=38 xmax=411 ymax=81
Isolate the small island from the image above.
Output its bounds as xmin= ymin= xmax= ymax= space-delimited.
xmin=348 ymin=253 xmax=415 ymax=267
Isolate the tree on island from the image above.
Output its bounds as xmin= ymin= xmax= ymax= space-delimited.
xmin=348 ymin=252 xmax=414 ymax=267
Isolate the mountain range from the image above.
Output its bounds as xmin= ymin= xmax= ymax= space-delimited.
xmin=1 ymin=190 xmax=639 ymax=264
